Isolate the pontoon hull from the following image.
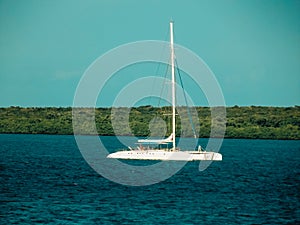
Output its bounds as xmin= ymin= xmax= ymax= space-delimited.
xmin=107 ymin=150 xmax=222 ymax=161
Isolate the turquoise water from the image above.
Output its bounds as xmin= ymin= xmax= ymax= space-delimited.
xmin=1 ymin=134 xmax=299 ymax=224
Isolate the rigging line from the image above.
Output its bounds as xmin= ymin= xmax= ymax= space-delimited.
xmin=157 ymin=62 xmax=171 ymax=138
xmin=156 ymin=25 xmax=172 ymax=108
xmin=147 ymin=57 xmax=170 ymax=139
xmin=149 ymin=24 xmax=171 ymax=107
xmin=175 ymin=59 xmax=198 ymax=138
xmin=154 ymin=59 xmax=173 ymax=138
xmin=157 ymin=57 xmax=171 ymax=108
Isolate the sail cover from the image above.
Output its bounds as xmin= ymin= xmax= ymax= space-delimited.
xmin=137 ymin=133 xmax=174 ymax=144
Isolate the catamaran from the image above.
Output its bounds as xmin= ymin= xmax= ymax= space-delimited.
xmin=107 ymin=21 xmax=222 ymax=161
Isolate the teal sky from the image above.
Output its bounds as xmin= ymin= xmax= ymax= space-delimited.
xmin=0 ymin=0 xmax=299 ymax=107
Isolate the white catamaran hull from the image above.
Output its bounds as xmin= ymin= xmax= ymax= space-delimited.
xmin=107 ymin=150 xmax=222 ymax=161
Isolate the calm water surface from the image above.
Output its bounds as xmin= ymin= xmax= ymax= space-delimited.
xmin=1 ymin=134 xmax=299 ymax=224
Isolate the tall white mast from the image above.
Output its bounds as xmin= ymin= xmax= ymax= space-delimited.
xmin=170 ymin=21 xmax=176 ymax=151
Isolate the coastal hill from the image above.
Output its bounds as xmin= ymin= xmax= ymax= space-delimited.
xmin=0 ymin=106 xmax=299 ymax=140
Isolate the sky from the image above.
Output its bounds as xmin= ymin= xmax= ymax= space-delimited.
xmin=0 ymin=0 xmax=299 ymax=107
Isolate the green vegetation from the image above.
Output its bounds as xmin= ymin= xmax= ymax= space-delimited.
xmin=0 ymin=106 xmax=299 ymax=140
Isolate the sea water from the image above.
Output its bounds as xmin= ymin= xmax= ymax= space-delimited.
xmin=1 ymin=134 xmax=299 ymax=224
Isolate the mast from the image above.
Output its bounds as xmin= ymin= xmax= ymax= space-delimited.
xmin=170 ymin=21 xmax=176 ymax=151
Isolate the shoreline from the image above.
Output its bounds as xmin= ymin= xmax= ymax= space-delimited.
xmin=0 ymin=132 xmax=299 ymax=141
xmin=1 ymin=106 xmax=299 ymax=140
